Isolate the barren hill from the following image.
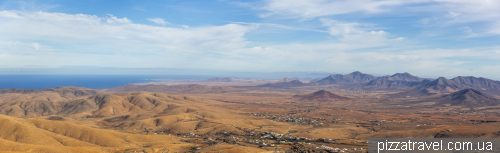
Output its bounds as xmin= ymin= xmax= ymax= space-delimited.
xmin=0 ymin=114 xmax=185 ymax=152
xmin=0 ymin=86 xmax=104 ymax=97
xmin=435 ymin=89 xmax=500 ymax=107
xmin=313 ymin=71 xmax=376 ymax=85
xmin=0 ymin=87 xmax=106 ymax=117
xmin=0 ymin=91 xmax=290 ymax=136
xmin=296 ymin=90 xmax=350 ymax=101
xmin=103 ymin=84 xmax=240 ymax=94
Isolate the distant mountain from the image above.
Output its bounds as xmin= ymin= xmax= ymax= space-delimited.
xmin=313 ymin=71 xmax=377 ymax=85
xmin=416 ymin=76 xmax=500 ymax=93
xmin=260 ymin=80 xmax=305 ymax=88
xmin=421 ymin=77 xmax=460 ymax=92
xmin=103 ymin=84 xmax=240 ymax=94
xmin=205 ymin=77 xmax=237 ymax=82
xmin=451 ymin=76 xmax=500 ymax=90
xmin=389 ymin=76 xmax=500 ymax=98
xmin=389 ymin=77 xmax=459 ymax=98
xmin=277 ymin=77 xmax=293 ymax=83
xmin=387 ymin=72 xmax=425 ymax=82
xmin=364 ymin=72 xmax=427 ymax=89
xmin=434 ymin=89 xmax=500 ymax=107
xmin=295 ymin=90 xmax=350 ymax=101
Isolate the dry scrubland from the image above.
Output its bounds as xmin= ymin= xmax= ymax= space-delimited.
xmin=1 ymin=73 xmax=500 ymax=153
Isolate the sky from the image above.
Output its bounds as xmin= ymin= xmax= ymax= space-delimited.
xmin=0 ymin=0 xmax=500 ymax=79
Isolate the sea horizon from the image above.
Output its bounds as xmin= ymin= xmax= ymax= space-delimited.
xmin=0 ymin=74 xmax=215 ymax=90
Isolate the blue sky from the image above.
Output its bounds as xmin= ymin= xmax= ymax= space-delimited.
xmin=0 ymin=0 xmax=500 ymax=79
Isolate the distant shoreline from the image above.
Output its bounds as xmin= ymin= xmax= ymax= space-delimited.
xmin=0 ymin=74 xmax=214 ymax=90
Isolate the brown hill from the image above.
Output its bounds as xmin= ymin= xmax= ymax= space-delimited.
xmin=0 ymin=86 xmax=104 ymax=97
xmin=1 ymin=91 xmax=290 ymax=137
xmin=41 ymin=86 xmax=105 ymax=97
xmin=0 ymin=87 xmax=106 ymax=117
xmin=85 ymin=92 xmax=289 ymax=135
xmin=296 ymin=90 xmax=351 ymax=101
xmin=435 ymin=89 xmax=500 ymax=107
xmin=0 ymin=88 xmax=41 ymax=94
xmin=0 ymin=114 xmax=185 ymax=152
xmin=103 ymin=84 xmax=240 ymax=94
xmin=313 ymin=71 xmax=377 ymax=85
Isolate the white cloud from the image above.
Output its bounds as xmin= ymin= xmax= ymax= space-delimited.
xmin=147 ymin=18 xmax=169 ymax=25
xmin=106 ymin=14 xmax=131 ymax=24
xmin=319 ymin=18 xmax=390 ymax=46
xmin=0 ymin=11 xmax=256 ymax=68
xmin=433 ymin=0 xmax=500 ymax=35
xmin=0 ymin=10 xmax=21 ymax=18
xmin=32 ymin=43 xmax=40 ymax=50
xmin=258 ymin=0 xmax=500 ymax=36
xmin=394 ymin=37 xmax=406 ymax=41
xmin=1 ymin=10 xmax=500 ymax=79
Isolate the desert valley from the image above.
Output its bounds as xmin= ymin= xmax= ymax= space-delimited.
xmin=1 ymin=72 xmax=500 ymax=153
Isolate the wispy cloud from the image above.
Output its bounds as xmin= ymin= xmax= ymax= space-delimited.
xmin=147 ymin=18 xmax=169 ymax=25
xmin=31 ymin=43 xmax=40 ymax=50
xmin=259 ymin=0 xmax=427 ymax=19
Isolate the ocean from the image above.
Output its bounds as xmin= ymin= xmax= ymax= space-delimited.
xmin=0 ymin=74 xmax=213 ymax=90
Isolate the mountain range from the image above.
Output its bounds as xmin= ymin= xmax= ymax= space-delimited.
xmin=434 ymin=88 xmax=500 ymax=107
xmin=390 ymin=76 xmax=500 ymax=98
xmin=363 ymin=72 xmax=429 ymax=89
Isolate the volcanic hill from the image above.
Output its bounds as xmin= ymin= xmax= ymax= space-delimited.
xmin=296 ymin=90 xmax=351 ymax=101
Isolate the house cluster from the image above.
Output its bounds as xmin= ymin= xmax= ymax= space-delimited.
xmin=252 ymin=113 xmax=333 ymax=125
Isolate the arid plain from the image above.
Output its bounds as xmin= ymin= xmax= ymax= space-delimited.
xmin=1 ymin=72 xmax=500 ymax=153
